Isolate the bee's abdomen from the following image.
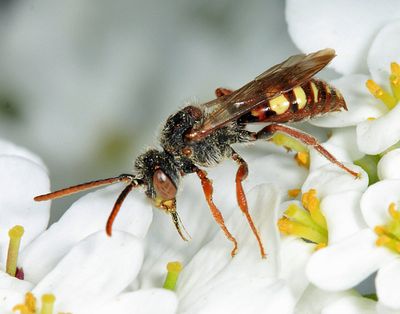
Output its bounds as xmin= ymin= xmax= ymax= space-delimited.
xmin=238 ymin=79 xmax=346 ymax=124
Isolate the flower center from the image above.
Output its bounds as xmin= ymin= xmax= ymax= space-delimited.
xmin=278 ymin=189 xmax=328 ymax=247
xmin=6 ymin=225 xmax=24 ymax=278
xmin=374 ymin=202 xmax=400 ymax=253
xmin=12 ymin=292 xmax=56 ymax=314
xmin=270 ymin=133 xmax=310 ymax=169
xmin=163 ymin=261 xmax=183 ymax=291
xmin=366 ymin=62 xmax=400 ymax=110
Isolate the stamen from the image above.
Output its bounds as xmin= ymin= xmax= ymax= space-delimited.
xmin=12 ymin=292 xmax=36 ymax=314
xmin=301 ymin=190 xmax=327 ymax=229
xmin=277 ymin=217 xmax=327 ymax=244
xmin=287 ymin=188 xmax=301 ymax=198
xmin=295 ymin=152 xmax=310 ymax=168
xmin=374 ymin=203 xmax=400 ymax=253
xmin=390 ymin=62 xmax=400 ymax=100
xmin=285 ymin=203 xmax=327 ymax=236
xmin=6 ymin=225 xmax=24 ymax=277
xmin=366 ymin=79 xmax=397 ymax=109
xmin=271 ymin=133 xmax=308 ymax=153
xmin=40 ymin=294 xmax=55 ymax=314
xmin=163 ymin=261 xmax=183 ymax=291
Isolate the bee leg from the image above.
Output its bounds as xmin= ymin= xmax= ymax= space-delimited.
xmin=195 ymin=167 xmax=238 ymax=257
xmin=215 ymin=88 xmax=233 ymax=97
xmin=256 ymin=123 xmax=359 ymax=178
xmin=232 ymin=150 xmax=266 ymax=258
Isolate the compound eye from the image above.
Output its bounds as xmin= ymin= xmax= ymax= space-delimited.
xmin=153 ymin=169 xmax=177 ymax=200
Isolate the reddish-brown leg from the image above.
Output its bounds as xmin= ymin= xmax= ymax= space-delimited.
xmin=196 ymin=168 xmax=238 ymax=257
xmin=256 ymin=124 xmax=359 ymax=178
xmin=232 ymin=152 xmax=266 ymax=258
xmin=215 ymin=87 xmax=233 ymax=97
xmin=34 ymin=174 xmax=136 ymax=201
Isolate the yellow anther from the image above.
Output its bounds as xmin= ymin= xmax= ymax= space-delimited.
xmin=277 ymin=217 xmax=327 ymax=244
xmin=271 ymin=133 xmax=308 ymax=153
xmin=6 ymin=225 xmax=24 ymax=277
xmin=40 ymin=294 xmax=55 ymax=314
xmin=374 ymin=225 xmax=386 ymax=236
xmin=315 ymin=243 xmax=327 ymax=251
xmin=366 ymin=79 xmax=397 ymax=109
xmin=295 ymin=152 xmax=310 ymax=168
xmin=163 ymin=261 xmax=183 ymax=291
xmin=287 ymin=189 xmax=301 ymax=198
xmin=12 ymin=292 xmax=37 ymax=314
xmin=367 ymin=117 xmax=376 ymax=121
xmin=301 ymin=189 xmax=327 ymax=229
xmin=390 ymin=63 xmax=400 ymax=100
xmin=388 ymin=202 xmax=400 ymax=220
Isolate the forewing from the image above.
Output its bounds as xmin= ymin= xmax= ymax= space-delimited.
xmin=189 ymin=49 xmax=335 ymax=140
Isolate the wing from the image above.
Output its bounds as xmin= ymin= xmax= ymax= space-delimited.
xmin=187 ymin=48 xmax=336 ymax=141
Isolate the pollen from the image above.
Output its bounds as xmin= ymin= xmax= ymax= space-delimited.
xmin=366 ymin=62 xmax=400 ymax=110
xmin=278 ymin=189 xmax=328 ymax=248
xmin=288 ymin=188 xmax=301 ymax=198
xmin=6 ymin=225 xmax=24 ymax=277
xmin=163 ymin=261 xmax=183 ymax=291
xmin=12 ymin=292 xmax=57 ymax=314
xmin=295 ymin=152 xmax=310 ymax=169
xmin=374 ymin=202 xmax=400 ymax=253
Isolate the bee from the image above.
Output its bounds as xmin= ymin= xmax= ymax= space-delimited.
xmin=35 ymin=49 xmax=358 ymax=258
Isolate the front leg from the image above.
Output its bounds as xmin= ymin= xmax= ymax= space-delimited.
xmin=232 ymin=150 xmax=266 ymax=258
xmin=256 ymin=123 xmax=359 ymax=178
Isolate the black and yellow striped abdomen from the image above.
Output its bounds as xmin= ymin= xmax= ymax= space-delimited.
xmin=238 ymin=79 xmax=346 ymax=124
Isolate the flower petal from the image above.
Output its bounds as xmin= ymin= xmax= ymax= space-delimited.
xmin=322 ymin=295 xmax=376 ymax=314
xmin=33 ymin=231 xmax=143 ymax=313
xmin=302 ymin=163 xmax=367 ymax=198
xmin=295 ymin=285 xmax=359 ymax=314
xmin=0 ymin=138 xmax=46 ymax=170
xmin=326 ymin=127 xmax=365 ymax=161
xmin=85 ymin=289 xmax=178 ymax=314
xmin=377 ymin=149 xmax=400 ymax=180
xmin=310 ymin=75 xmax=387 ymax=127
xmin=309 ymin=142 xmax=353 ymax=173
xmin=0 ymin=270 xmax=33 ymax=313
xmin=285 ymin=0 xmax=400 ymax=74
xmin=322 ymin=191 xmax=366 ymax=244
xmin=20 ymin=184 xmax=152 ymax=283
xmin=368 ymin=20 xmax=400 ymax=90
xmin=360 ymin=179 xmax=400 ymax=228
xmin=307 ymin=229 xmax=395 ymax=290
xmin=357 ymin=104 xmax=400 ymax=154
xmin=376 ymin=258 xmax=400 ymax=310
xmin=0 ymin=156 xmax=50 ymax=265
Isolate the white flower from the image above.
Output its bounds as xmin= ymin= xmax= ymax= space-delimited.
xmin=286 ymin=0 xmax=400 ymax=155
xmin=306 ymin=179 xmax=400 ymax=310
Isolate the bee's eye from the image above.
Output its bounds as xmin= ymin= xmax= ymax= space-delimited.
xmin=153 ymin=169 xmax=177 ymax=200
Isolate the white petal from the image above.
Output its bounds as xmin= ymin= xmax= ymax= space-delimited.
xmin=360 ymin=179 xmax=400 ymax=228
xmin=0 ymin=138 xmax=46 ymax=170
xmin=180 ymin=277 xmax=295 ymax=314
xmin=177 ymin=184 xmax=281 ymax=299
xmin=307 ymin=229 xmax=395 ymax=290
xmin=309 ymin=142 xmax=353 ymax=173
xmin=295 ymin=285 xmax=359 ymax=314
xmin=376 ymin=258 xmax=400 ymax=310
xmin=33 ymin=231 xmax=143 ymax=313
xmin=302 ymin=163 xmax=367 ymax=198
xmin=377 ymin=302 xmax=400 ymax=314
xmin=357 ymin=104 xmax=400 ymax=154
xmin=322 ymin=191 xmax=366 ymax=244
xmin=285 ymin=0 xmax=400 ymax=74
xmin=279 ymin=237 xmax=314 ymax=299
xmin=322 ymin=295 xmax=376 ymax=314
xmin=20 ymin=184 xmax=152 ymax=283
xmin=368 ymin=21 xmax=400 ymax=90
xmin=326 ymin=127 xmax=365 ymax=161
xmin=88 ymin=289 xmax=178 ymax=314
xmin=0 ymin=271 xmax=33 ymax=313
xmin=0 ymin=156 xmax=50 ymax=265
xmin=310 ymin=75 xmax=387 ymax=127
xmin=378 ymin=149 xmax=400 ymax=180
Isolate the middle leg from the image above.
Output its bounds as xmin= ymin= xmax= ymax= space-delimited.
xmin=231 ymin=149 xmax=266 ymax=258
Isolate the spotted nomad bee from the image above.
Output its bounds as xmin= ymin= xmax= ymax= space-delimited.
xmin=35 ymin=49 xmax=358 ymax=258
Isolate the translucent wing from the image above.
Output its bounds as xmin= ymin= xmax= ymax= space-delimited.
xmin=187 ymin=49 xmax=336 ymax=141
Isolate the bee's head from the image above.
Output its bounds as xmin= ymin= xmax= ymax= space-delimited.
xmin=134 ymin=149 xmax=180 ymax=211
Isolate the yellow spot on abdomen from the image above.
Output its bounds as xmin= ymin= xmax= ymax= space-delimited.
xmin=293 ymin=86 xmax=307 ymax=109
xmin=269 ymin=94 xmax=290 ymax=114
xmin=310 ymin=82 xmax=319 ymax=103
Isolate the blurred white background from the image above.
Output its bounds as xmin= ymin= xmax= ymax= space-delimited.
xmin=0 ymin=0 xmax=299 ymax=219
